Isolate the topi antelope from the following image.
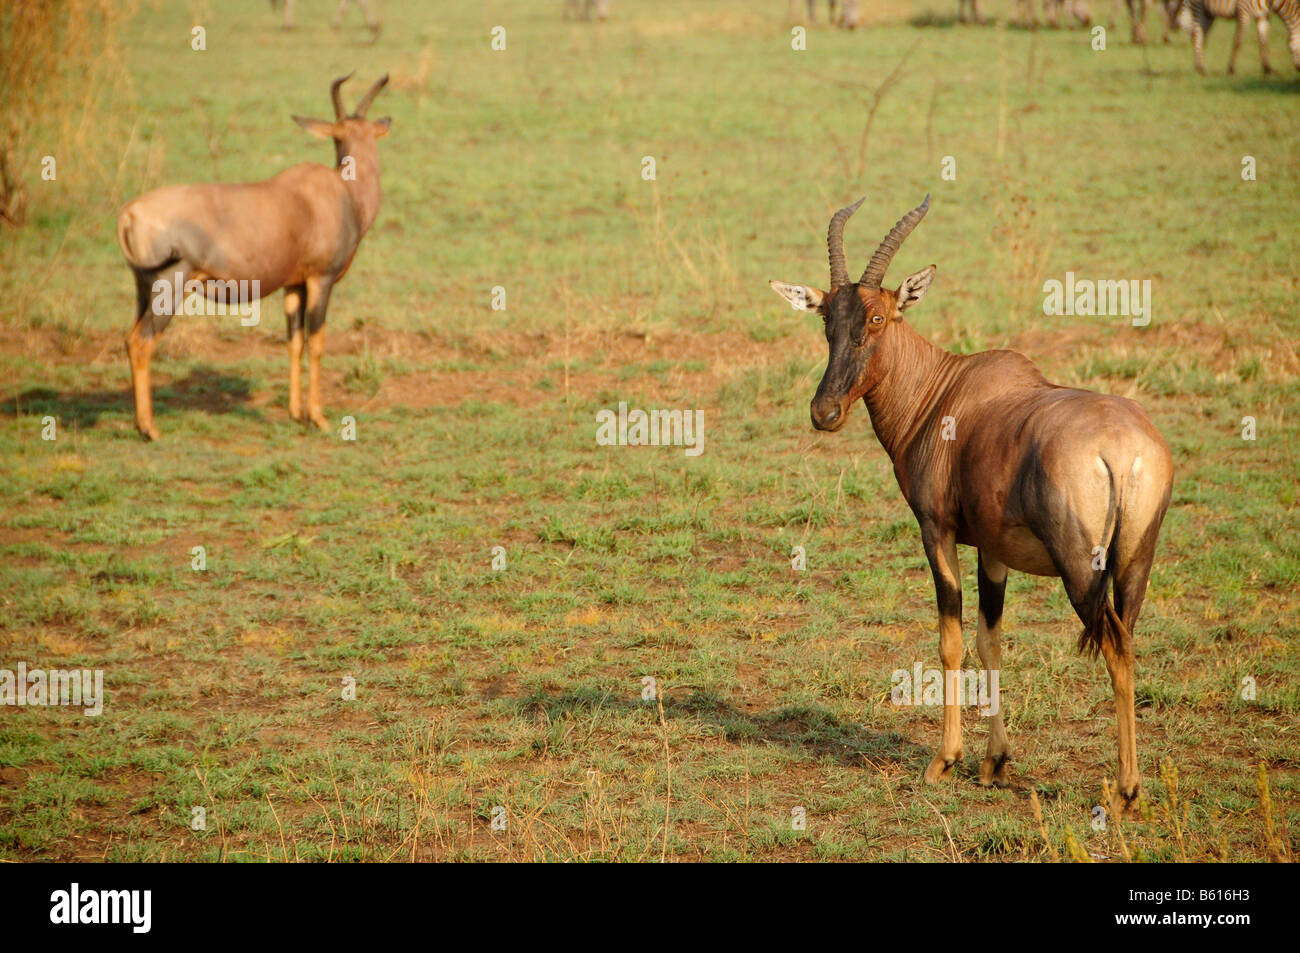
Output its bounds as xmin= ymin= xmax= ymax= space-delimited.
xmin=116 ymin=73 xmax=390 ymax=440
xmin=770 ymin=196 xmax=1173 ymax=805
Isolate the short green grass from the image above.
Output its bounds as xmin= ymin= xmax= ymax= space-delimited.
xmin=0 ymin=0 xmax=1296 ymax=861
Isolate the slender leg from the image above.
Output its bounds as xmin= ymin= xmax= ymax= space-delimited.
xmin=126 ymin=319 xmax=159 ymax=441
xmin=921 ymin=524 xmax=964 ymax=784
xmin=284 ymin=285 xmax=305 ymax=422
xmin=1111 ymin=525 xmax=1160 ymax=809
xmin=1129 ymin=0 xmax=1145 ymax=42
xmin=1193 ymin=15 xmax=1212 ymax=74
xmin=976 ymin=551 xmax=1011 ymax=787
xmin=304 ymin=275 xmax=334 ymax=431
xmin=1256 ymin=15 xmax=1272 ymax=74
xmin=357 ymin=0 xmax=381 ymax=30
xmin=1228 ymin=9 xmax=1246 ymax=74
xmin=1058 ymin=540 xmax=1142 ymax=809
xmin=1099 ymin=628 xmax=1139 ymax=806
xmin=125 ymin=269 xmax=176 ymax=441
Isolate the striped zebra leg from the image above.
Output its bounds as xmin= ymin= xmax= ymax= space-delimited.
xmin=1229 ymin=5 xmax=1249 ymax=72
xmin=1160 ymin=0 xmax=1189 ymax=40
xmin=1255 ymin=10 xmax=1273 ymax=72
xmin=1187 ymin=0 xmax=1245 ymax=72
xmin=1129 ymin=0 xmax=1149 ymax=41
xmin=1271 ymin=0 xmax=1300 ymax=68
xmin=1191 ymin=5 xmax=1213 ymax=72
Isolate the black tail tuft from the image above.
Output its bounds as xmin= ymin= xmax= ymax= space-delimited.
xmin=1078 ymin=596 xmax=1130 ymax=659
xmin=1077 ymin=500 xmax=1129 ymax=658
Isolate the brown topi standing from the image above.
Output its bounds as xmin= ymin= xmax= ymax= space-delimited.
xmin=770 ymin=196 xmax=1173 ymax=806
xmin=116 ymin=73 xmax=391 ymax=440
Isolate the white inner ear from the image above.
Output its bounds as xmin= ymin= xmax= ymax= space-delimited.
xmin=769 ymin=281 xmax=823 ymax=312
xmin=897 ymin=266 xmax=936 ymax=312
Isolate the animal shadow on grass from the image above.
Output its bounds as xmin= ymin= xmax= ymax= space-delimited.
xmin=517 ymin=685 xmax=930 ymax=770
xmin=2 ymin=366 xmax=260 ymax=431
xmin=1230 ymin=76 xmax=1300 ymax=95
xmin=907 ymin=13 xmax=1006 ymax=29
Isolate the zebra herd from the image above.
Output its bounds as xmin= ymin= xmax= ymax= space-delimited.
xmin=788 ymin=0 xmax=864 ymax=28
xmin=789 ymin=0 xmax=1300 ymax=75
xmin=1183 ymin=0 xmax=1300 ymax=73
xmin=567 ymin=0 xmax=1300 ymax=74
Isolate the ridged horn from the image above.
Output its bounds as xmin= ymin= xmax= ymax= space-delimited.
xmin=859 ymin=194 xmax=930 ymax=289
xmin=827 ymin=197 xmax=865 ymax=289
xmin=354 ymin=74 xmax=389 ymax=117
xmin=330 ymin=72 xmax=355 ymax=120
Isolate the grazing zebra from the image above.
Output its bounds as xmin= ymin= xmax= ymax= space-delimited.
xmin=1019 ymin=0 xmax=1094 ymax=28
xmin=786 ymin=0 xmax=860 ymax=27
xmin=787 ymin=0 xmax=838 ymax=22
xmin=1155 ymin=0 xmax=1196 ymax=39
xmin=1183 ymin=0 xmax=1300 ymax=73
xmin=1117 ymin=0 xmax=1192 ymax=42
xmin=1277 ymin=0 xmax=1300 ymax=64
xmin=1108 ymin=0 xmax=1214 ymax=41
xmin=271 ymin=0 xmax=380 ymax=32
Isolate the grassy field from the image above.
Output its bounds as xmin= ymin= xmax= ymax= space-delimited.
xmin=0 ymin=0 xmax=1297 ymax=861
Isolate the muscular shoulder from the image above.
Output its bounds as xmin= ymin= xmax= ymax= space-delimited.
xmin=950 ymin=349 xmax=1050 ymax=399
xmin=268 ymin=162 xmax=342 ymax=190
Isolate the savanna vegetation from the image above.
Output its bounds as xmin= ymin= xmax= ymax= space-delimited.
xmin=0 ymin=0 xmax=1296 ymax=861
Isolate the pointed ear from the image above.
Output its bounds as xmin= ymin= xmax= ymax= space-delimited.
xmin=896 ymin=265 xmax=936 ymax=313
xmin=769 ymin=280 xmax=825 ymax=313
xmin=371 ymin=117 xmax=391 ymax=138
xmin=292 ymin=116 xmax=338 ymax=139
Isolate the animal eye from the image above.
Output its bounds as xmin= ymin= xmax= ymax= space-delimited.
xmin=870 ymin=313 xmax=884 ymax=325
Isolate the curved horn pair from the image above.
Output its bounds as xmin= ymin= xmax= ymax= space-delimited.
xmin=330 ymin=73 xmax=389 ymax=119
xmin=825 ymin=194 xmax=931 ymax=290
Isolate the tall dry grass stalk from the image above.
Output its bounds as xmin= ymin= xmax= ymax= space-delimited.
xmin=1256 ymin=763 xmax=1292 ymax=863
xmin=0 ymin=0 xmax=141 ymax=227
